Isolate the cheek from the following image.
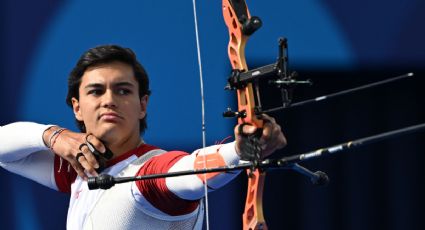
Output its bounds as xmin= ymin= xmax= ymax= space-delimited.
xmin=126 ymin=99 xmax=144 ymax=120
xmin=79 ymin=100 xmax=98 ymax=122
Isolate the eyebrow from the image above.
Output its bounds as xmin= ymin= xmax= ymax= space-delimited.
xmin=114 ymin=82 xmax=136 ymax=88
xmin=84 ymin=81 xmax=136 ymax=89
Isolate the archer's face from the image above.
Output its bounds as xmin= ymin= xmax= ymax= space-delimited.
xmin=71 ymin=61 xmax=148 ymax=145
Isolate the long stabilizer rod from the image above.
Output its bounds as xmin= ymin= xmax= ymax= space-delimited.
xmin=88 ymin=122 xmax=425 ymax=190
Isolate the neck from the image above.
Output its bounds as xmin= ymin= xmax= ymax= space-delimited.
xmin=105 ymin=134 xmax=143 ymax=159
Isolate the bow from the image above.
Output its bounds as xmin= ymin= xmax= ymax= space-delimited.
xmin=221 ymin=1 xmax=266 ymax=229
xmin=192 ymin=1 xmax=310 ymax=228
xmin=221 ymin=1 xmax=276 ymax=229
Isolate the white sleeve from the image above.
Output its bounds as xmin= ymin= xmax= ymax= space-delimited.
xmin=0 ymin=122 xmax=58 ymax=190
xmin=165 ymin=141 xmax=241 ymax=200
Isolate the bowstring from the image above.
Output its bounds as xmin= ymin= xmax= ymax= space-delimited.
xmin=191 ymin=0 xmax=210 ymax=229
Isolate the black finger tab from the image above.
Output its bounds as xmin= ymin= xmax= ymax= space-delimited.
xmin=75 ymin=152 xmax=84 ymax=162
xmin=103 ymin=146 xmax=113 ymax=160
xmin=85 ymin=140 xmax=115 ymax=173
xmin=79 ymin=143 xmax=87 ymax=151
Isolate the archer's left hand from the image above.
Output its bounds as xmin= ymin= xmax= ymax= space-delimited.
xmin=234 ymin=114 xmax=287 ymax=159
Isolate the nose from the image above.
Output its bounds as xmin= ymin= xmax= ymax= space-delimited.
xmin=101 ymin=89 xmax=117 ymax=108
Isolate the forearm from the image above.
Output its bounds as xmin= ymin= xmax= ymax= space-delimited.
xmin=0 ymin=122 xmax=59 ymax=190
xmin=166 ymin=141 xmax=241 ymax=200
xmin=0 ymin=122 xmax=53 ymax=162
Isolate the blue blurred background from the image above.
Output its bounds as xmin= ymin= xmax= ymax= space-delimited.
xmin=1 ymin=0 xmax=424 ymax=229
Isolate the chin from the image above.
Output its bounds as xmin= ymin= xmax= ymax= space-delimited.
xmin=94 ymin=124 xmax=123 ymax=143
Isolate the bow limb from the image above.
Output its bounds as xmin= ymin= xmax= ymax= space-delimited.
xmin=222 ymin=0 xmax=262 ymax=127
xmin=223 ymin=1 xmax=267 ymax=229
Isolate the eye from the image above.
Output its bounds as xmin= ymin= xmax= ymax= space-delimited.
xmin=88 ymin=89 xmax=103 ymax=96
xmin=117 ymin=88 xmax=132 ymax=95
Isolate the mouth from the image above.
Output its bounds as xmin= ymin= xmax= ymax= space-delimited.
xmin=99 ymin=112 xmax=123 ymax=122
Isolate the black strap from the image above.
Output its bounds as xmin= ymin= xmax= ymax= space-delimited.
xmin=238 ymin=123 xmax=263 ymax=175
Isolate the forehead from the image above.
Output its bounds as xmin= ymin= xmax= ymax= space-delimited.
xmin=80 ymin=61 xmax=137 ymax=86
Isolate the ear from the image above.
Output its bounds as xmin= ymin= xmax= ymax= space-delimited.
xmin=139 ymin=95 xmax=149 ymax=119
xmin=71 ymin=97 xmax=84 ymax=121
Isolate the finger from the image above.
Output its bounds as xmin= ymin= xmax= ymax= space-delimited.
xmin=80 ymin=144 xmax=99 ymax=169
xmin=85 ymin=134 xmax=106 ymax=154
xmin=76 ymin=154 xmax=98 ymax=177
xmin=70 ymin=161 xmax=88 ymax=180
xmin=258 ymin=113 xmax=276 ymax=124
xmin=261 ymin=125 xmax=287 ymax=153
xmin=261 ymin=141 xmax=278 ymax=155
xmin=258 ymin=120 xmax=277 ymax=145
xmin=277 ymin=131 xmax=287 ymax=148
xmin=273 ymin=125 xmax=287 ymax=148
xmin=265 ymin=128 xmax=287 ymax=150
xmin=261 ymin=133 xmax=286 ymax=157
xmin=271 ymin=122 xmax=287 ymax=148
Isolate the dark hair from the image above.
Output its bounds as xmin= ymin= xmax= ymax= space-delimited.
xmin=66 ymin=45 xmax=151 ymax=133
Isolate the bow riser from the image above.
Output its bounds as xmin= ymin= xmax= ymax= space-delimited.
xmin=223 ymin=1 xmax=267 ymax=229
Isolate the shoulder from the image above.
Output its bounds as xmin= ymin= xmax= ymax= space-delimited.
xmin=144 ymin=150 xmax=190 ymax=167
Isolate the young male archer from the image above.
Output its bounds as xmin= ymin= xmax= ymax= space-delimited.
xmin=0 ymin=45 xmax=286 ymax=229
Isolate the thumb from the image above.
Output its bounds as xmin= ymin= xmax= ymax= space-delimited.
xmin=235 ymin=123 xmax=258 ymax=136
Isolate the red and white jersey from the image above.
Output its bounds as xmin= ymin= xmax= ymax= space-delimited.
xmin=0 ymin=122 xmax=242 ymax=229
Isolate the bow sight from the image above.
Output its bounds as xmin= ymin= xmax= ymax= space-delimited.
xmin=223 ymin=37 xmax=312 ymax=118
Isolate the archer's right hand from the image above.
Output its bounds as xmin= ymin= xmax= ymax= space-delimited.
xmin=43 ymin=127 xmax=106 ymax=180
